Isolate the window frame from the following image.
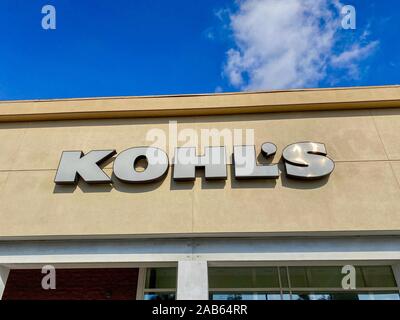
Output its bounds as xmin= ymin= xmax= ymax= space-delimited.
xmin=136 ymin=266 xmax=177 ymax=300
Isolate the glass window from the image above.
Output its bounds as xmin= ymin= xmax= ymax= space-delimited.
xmin=143 ymin=267 xmax=177 ymax=300
xmin=289 ymin=266 xmax=346 ymax=288
xmin=143 ymin=292 xmax=176 ymax=301
xmin=210 ymin=293 xmax=283 ymax=300
xmin=145 ymin=267 xmax=177 ymax=289
xmin=209 ymin=265 xmax=400 ymax=301
xmin=209 ymin=267 xmax=280 ymax=289
xmin=279 ymin=267 xmax=289 ymax=288
xmin=287 ymin=266 xmax=398 ymax=289
xmin=357 ymin=266 xmax=397 ymax=288
xmin=358 ymin=292 xmax=400 ymax=300
xmin=290 ymin=292 xmax=400 ymax=301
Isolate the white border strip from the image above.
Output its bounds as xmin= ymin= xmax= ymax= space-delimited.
xmin=0 ymin=236 xmax=399 ymax=267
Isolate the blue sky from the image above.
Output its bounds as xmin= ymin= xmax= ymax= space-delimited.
xmin=0 ymin=0 xmax=399 ymax=100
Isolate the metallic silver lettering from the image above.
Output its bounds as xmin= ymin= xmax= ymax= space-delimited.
xmin=113 ymin=147 xmax=169 ymax=183
xmin=54 ymin=150 xmax=116 ymax=184
xmin=173 ymin=146 xmax=227 ymax=181
xmin=233 ymin=143 xmax=279 ymax=179
xmin=282 ymin=142 xmax=334 ymax=180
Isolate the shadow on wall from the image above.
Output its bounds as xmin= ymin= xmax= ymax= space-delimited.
xmin=278 ymin=161 xmax=330 ymax=190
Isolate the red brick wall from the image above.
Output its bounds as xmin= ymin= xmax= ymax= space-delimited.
xmin=3 ymin=268 xmax=138 ymax=300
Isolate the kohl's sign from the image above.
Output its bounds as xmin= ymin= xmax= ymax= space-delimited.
xmin=54 ymin=142 xmax=334 ymax=185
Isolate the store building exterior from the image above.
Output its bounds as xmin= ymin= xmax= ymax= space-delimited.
xmin=1 ymin=86 xmax=400 ymax=300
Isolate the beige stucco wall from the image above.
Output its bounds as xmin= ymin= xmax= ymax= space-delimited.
xmin=1 ymin=87 xmax=400 ymax=239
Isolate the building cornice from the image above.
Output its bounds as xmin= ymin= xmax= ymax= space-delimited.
xmin=1 ymin=85 xmax=400 ymax=122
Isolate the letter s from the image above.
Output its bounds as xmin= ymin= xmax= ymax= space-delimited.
xmin=282 ymin=142 xmax=334 ymax=180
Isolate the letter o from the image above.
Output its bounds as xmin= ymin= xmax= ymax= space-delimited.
xmin=113 ymin=147 xmax=169 ymax=183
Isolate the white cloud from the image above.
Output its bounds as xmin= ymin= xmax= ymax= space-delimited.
xmin=331 ymin=41 xmax=378 ymax=66
xmin=331 ymin=41 xmax=378 ymax=78
xmin=223 ymin=0 xmax=378 ymax=90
